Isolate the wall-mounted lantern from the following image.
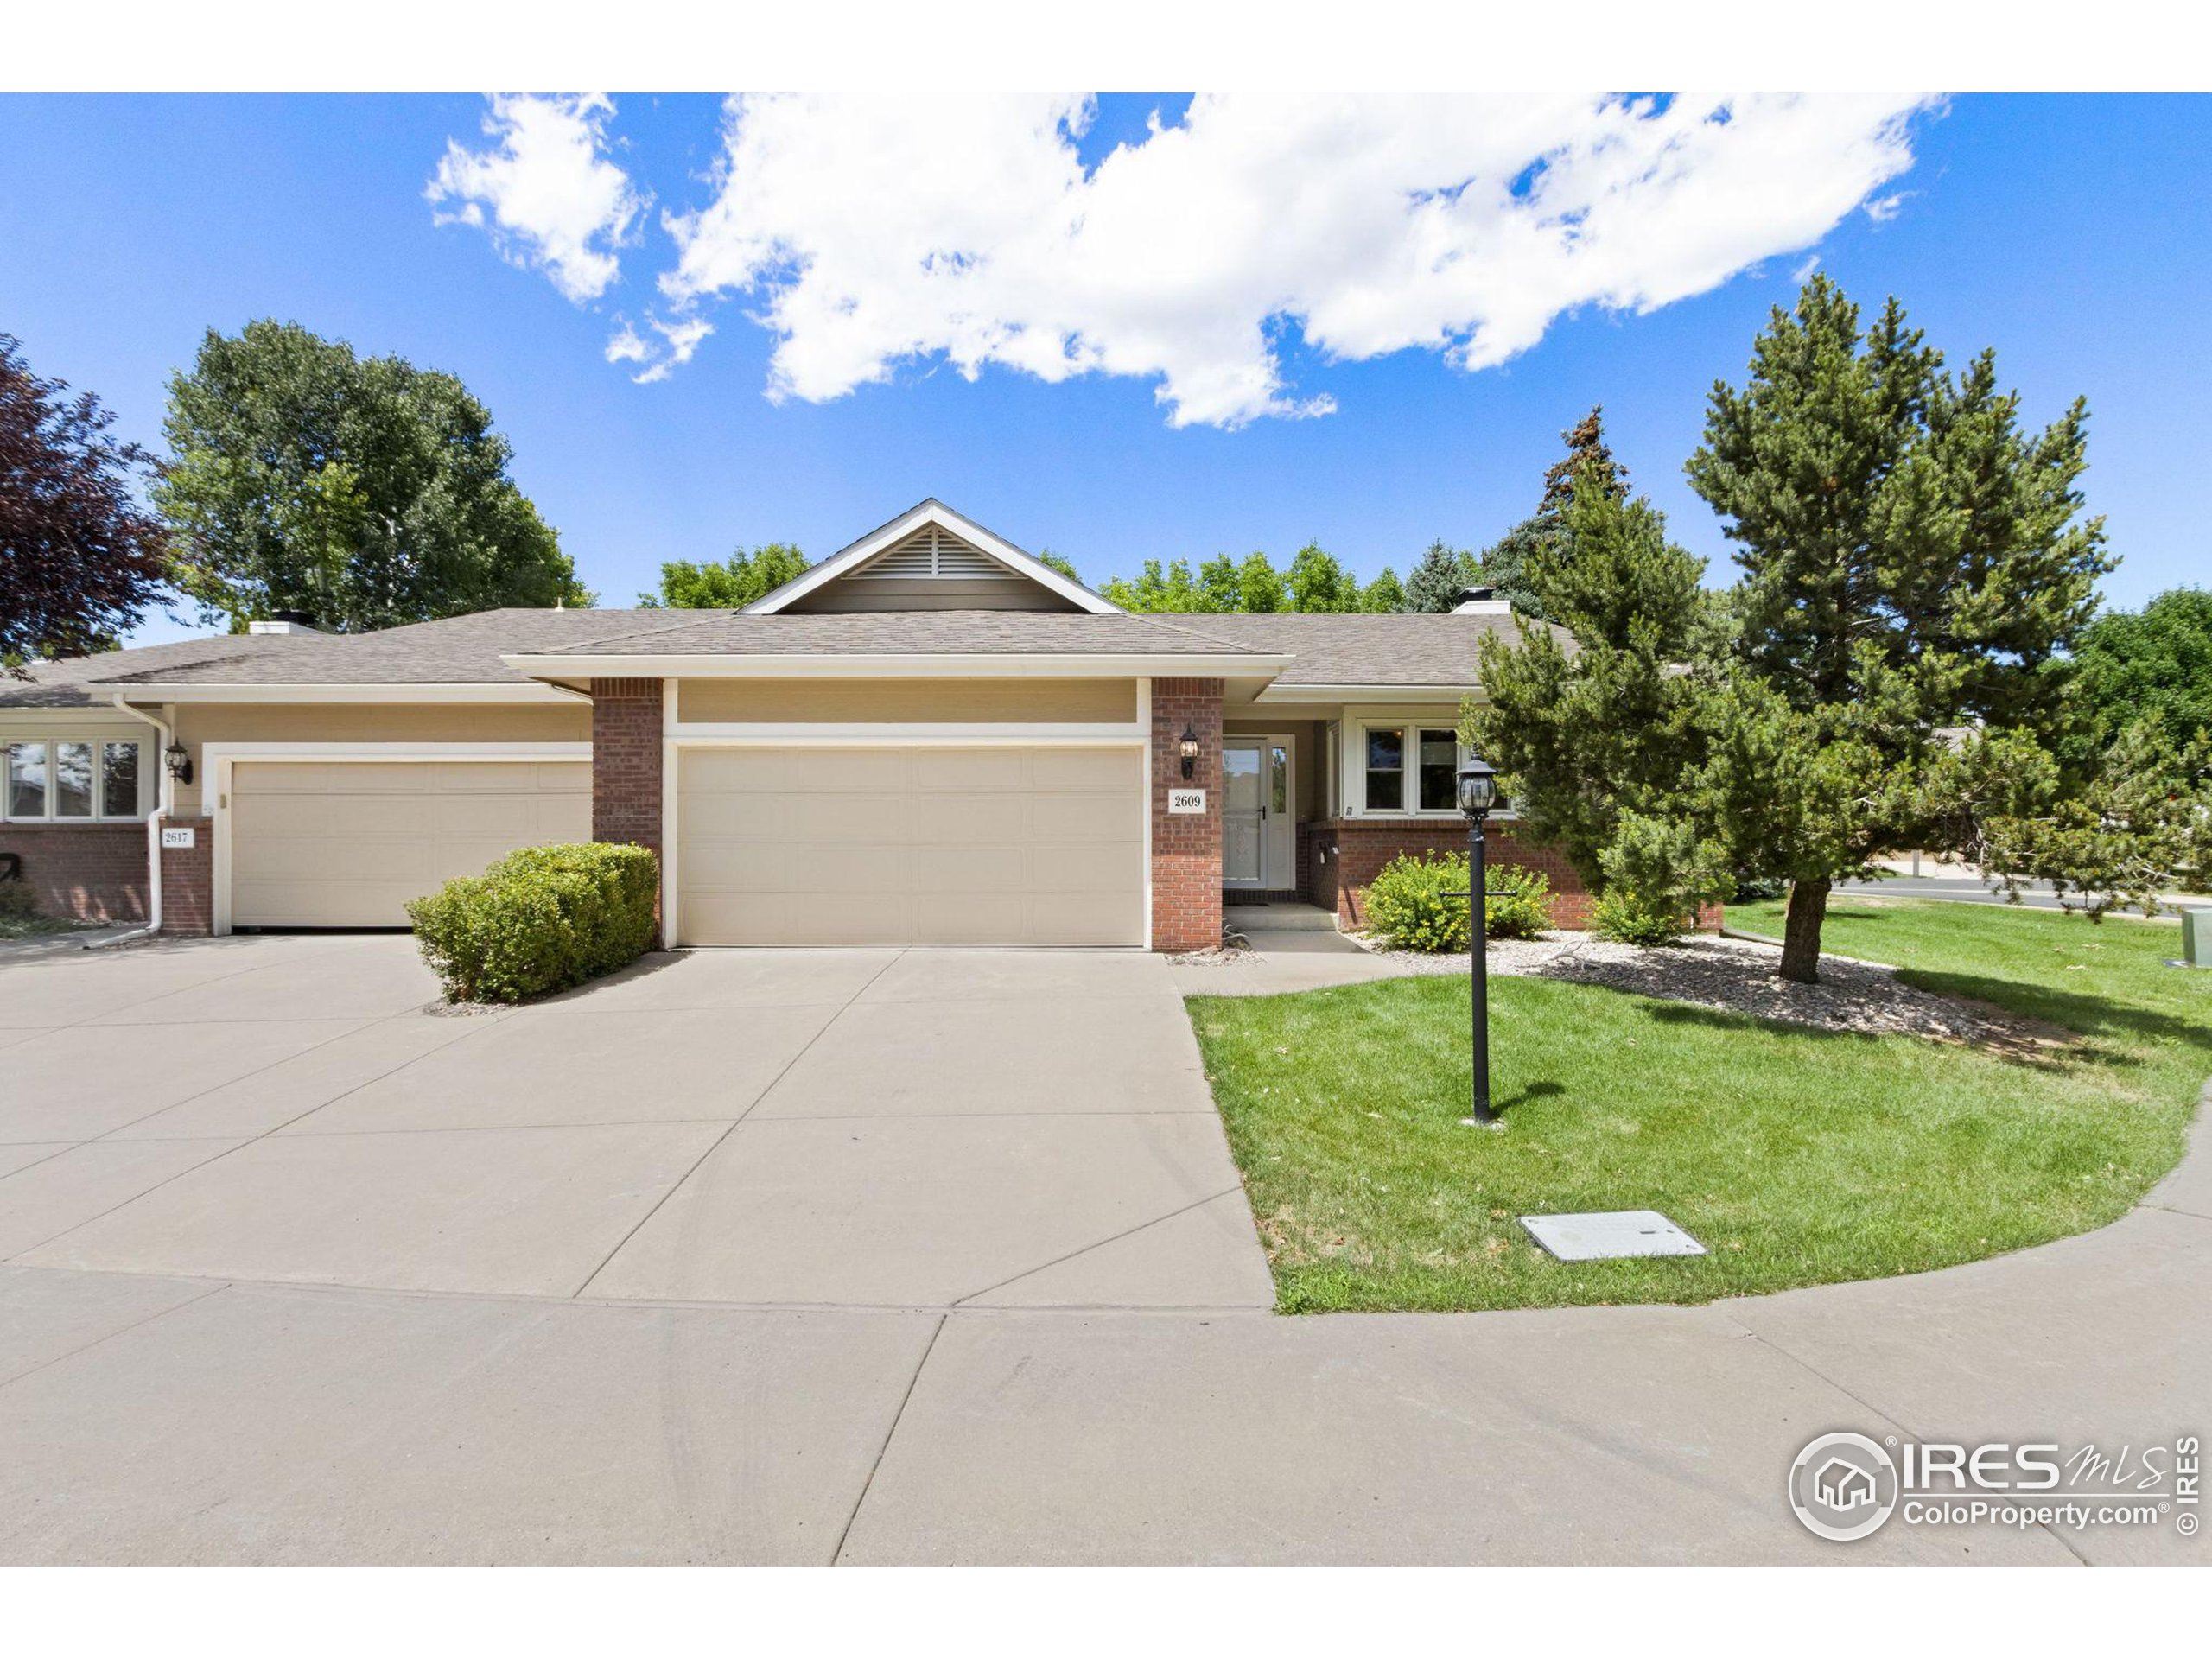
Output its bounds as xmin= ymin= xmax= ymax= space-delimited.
xmin=1179 ymin=724 xmax=1200 ymax=780
xmin=164 ymin=741 xmax=193 ymax=787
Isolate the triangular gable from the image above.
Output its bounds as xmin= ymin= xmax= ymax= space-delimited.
xmin=744 ymin=499 xmax=1120 ymax=615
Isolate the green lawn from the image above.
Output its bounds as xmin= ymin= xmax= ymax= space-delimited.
xmin=1188 ymin=899 xmax=2209 ymax=1313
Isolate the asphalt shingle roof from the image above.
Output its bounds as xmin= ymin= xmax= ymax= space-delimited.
xmin=527 ymin=609 xmax=1268 ymax=659
xmin=7 ymin=605 xmax=1563 ymax=701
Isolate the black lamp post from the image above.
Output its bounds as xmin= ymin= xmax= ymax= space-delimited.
xmin=1457 ymin=756 xmax=1500 ymax=1125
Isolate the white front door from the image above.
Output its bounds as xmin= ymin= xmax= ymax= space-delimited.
xmin=1222 ymin=736 xmax=1294 ymax=889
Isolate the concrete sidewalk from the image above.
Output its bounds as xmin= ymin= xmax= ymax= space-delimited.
xmin=1 ymin=935 xmax=2204 ymax=1564
xmin=3 ymin=1103 xmax=2202 ymax=1564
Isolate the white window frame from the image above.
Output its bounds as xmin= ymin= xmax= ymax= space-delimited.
xmin=2 ymin=735 xmax=152 ymax=823
xmin=1339 ymin=708 xmax=1514 ymax=821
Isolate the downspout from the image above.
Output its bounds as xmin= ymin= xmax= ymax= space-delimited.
xmin=94 ymin=695 xmax=173 ymax=947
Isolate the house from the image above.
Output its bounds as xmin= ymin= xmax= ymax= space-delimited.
xmin=1814 ymin=1457 xmax=1879 ymax=1512
xmin=1 ymin=499 xmax=1603 ymax=950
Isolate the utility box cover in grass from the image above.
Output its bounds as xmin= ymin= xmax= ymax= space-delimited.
xmin=2183 ymin=907 xmax=2211 ymax=969
xmin=1522 ymin=1211 xmax=1707 ymax=1261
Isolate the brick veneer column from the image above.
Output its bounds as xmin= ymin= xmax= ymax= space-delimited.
xmin=1150 ymin=677 xmax=1224 ymax=951
xmin=591 ymin=678 xmax=664 ymax=943
xmin=590 ymin=679 xmax=664 ymax=852
xmin=157 ymin=816 xmax=214 ymax=935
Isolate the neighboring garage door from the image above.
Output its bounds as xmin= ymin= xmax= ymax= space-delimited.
xmin=227 ymin=760 xmax=592 ymax=928
xmin=677 ymin=745 xmax=1144 ymax=947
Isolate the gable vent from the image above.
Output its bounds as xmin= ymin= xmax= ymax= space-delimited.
xmin=855 ymin=523 xmax=1014 ymax=581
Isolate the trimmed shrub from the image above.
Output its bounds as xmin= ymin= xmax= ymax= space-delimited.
xmin=407 ymin=842 xmax=658 ymax=1004
xmin=1364 ymin=852 xmax=1555 ymax=952
xmin=1590 ymin=887 xmax=1690 ymax=947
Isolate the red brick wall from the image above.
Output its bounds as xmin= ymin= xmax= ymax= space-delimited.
xmin=158 ymin=816 xmax=214 ymax=936
xmin=1150 ymin=678 xmax=1223 ymax=951
xmin=0 ymin=822 xmax=149 ymax=923
xmin=590 ymin=678 xmax=663 ymax=943
xmin=1309 ymin=818 xmax=1720 ymax=933
xmin=1311 ymin=818 xmax=1595 ymax=930
xmin=591 ymin=680 xmax=663 ymax=853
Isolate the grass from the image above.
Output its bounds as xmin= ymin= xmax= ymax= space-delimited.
xmin=0 ymin=906 xmax=91 ymax=941
xmin=1187 ymin=899 xmax=2209 ymax=1313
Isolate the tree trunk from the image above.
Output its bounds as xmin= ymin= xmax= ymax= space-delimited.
xmin=1779 ymin=877 xmax=1830 ymax=984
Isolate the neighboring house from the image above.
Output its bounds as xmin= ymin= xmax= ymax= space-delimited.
xmin=0 ymin=499 xmax=1611 ymax=950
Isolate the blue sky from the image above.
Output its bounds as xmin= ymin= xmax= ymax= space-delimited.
xmin=1 ymin=93 xmax=2204 ymax=645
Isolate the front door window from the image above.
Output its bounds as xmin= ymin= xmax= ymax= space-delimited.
xmin=1222 ymin=741 xmax=1264 ymax=885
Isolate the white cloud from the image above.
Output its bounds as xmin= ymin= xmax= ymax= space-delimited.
xmin=1864 ymin=191 xmax=1910 ymax=223
xmin=603 ymin=320 xmax=650 ymax=365
xmin=627 ymin=314 xmax=714 ymax=385
xmin=429 ymin=93 xmax=649 ymax=303
xmin=652 ymin=92 xmax=1935 ymax=426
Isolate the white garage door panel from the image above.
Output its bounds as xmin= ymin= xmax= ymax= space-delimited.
xmin=677 ymin=744 xmax=1144 ymax=947
xmin=229 ymin=760 xmax=590 ymax=928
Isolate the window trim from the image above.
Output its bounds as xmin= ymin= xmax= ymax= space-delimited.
xmin=1342 ymin=709 xmax=1516 ymax=822
xmin=1 ymin=735 xmax=150 ymax=823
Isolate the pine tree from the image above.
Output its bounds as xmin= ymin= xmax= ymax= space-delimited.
xmin=1402 ymin=538 xmax=1480 ymax=613
xmin=1474 ymin=518 xmax=1553 ymax=620
xmin=1537 ymin=405 xmax=1629 ymax=528
xmin=1686 ymin=276 xmax=2113 ymax=981
xmin=1467 ymin=467 xmax=1729 ymax=926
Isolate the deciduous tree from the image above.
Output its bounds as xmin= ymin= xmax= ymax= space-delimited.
xmin=1 ymin=335 xmax=172 ymax=671
xmin=639 ymin=543 xmax=808 ymax=607
xmin=158 ymin=321 xmax=586 ymax=631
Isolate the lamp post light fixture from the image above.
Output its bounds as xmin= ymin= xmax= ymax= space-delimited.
xmin=1457 ymin=755 xmax=1501 ymax=1126
xmin=1179 ymin=724 xmax=1200 ymax=780
xmin=163 ymin=741 xmax=193 ymax=787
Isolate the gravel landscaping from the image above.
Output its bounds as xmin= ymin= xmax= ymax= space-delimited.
xmin=1349 ymin=929 xmax=2054 ymax=1049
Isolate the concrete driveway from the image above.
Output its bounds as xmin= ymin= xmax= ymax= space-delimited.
xmin=2 ymin=935 xmax=2205 ymax=1564
xmin=0 ymin=934 xmax=1271 ymax=1311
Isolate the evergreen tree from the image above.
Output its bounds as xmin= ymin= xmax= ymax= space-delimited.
xmin=639 ymin=543 xmax=808 ymax=607
xmin=1686 ymin=276 xmax=2113 ymax=981
xmin=1474 ymin=517 xmax=1553 ymax=620
xmin=1402 ymin=538 xmax=1480 ymax=613
xmin=1537 ymin=405 xmax=1629 ymax=528
xmin=1468 ymin=467 xmax=1728 ymax=925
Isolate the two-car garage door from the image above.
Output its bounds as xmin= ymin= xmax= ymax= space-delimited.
xmin=676 ymin=746 xmax=1144 ymax=947
xmin=228 ymin=760 xmax=591 ymax=928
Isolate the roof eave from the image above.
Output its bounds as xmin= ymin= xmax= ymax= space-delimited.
xmin=502 ymin=652 xmax=1294 ymax=680
xmin=86 ymin=681 xmax=585 ymax=704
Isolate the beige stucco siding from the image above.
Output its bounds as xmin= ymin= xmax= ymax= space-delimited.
xmin=162 ymin=702 xmax=589 ymax=816
xmin=676 ymin=677 xmax=1136 ymax=725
